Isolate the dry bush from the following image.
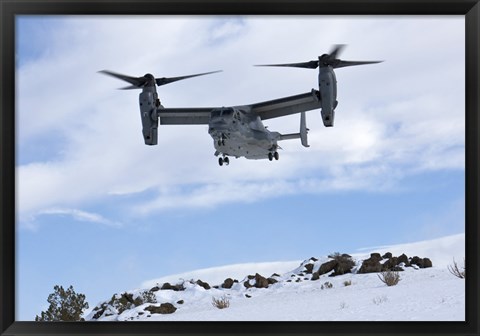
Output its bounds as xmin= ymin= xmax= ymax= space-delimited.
xmin=372 ymin=295 xmax=388 ymax=305
xmin=447 ymin=258 xmax=465 ymax=279
xmin=212 ymin=296 xmax=230 ymax=309
xmin=378 ymin=269 xmax=401 ymax=286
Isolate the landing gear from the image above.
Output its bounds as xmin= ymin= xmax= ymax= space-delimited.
xmin=218 ymin=156 xmax=230 ymax=166
xmin=217 ymin=139 xmax=225 ymax=146
xmin=268 ymin=152 xmax=279 ymax=161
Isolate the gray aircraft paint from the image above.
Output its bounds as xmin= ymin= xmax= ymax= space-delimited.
xmin=99 ymin=45 xmax=382 ymax=166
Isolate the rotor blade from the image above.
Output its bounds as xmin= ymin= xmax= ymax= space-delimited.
xmin=155 ymin=70 xmax=222 ymax=86
xmin=255 ymin=60 xmax=319 ymax=69
xmin=98 ymin=70 xmax=145 ymax=87
xmin=329 ymin=44 xmax=346 ymax=60
xmin=334 ymin=60 xmax=383 ymax=69
xmin=119 ymin=85 xmax=142 ymax=90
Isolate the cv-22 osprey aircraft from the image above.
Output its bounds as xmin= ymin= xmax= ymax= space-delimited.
xmin=99 ymin=45 xmax=382 ymax=166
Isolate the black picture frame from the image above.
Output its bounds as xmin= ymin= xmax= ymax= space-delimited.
xmin=1 ymin=0 xmax=478 ymax=335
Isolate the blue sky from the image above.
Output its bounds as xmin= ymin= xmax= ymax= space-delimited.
xmin=15 ymin=16 xmax=465 ymax=320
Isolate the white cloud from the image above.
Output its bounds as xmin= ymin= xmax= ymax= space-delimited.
xmin=36 ymin=208 xmax=122 ymax=227
xmin=16 ymin=16 xmax=465 ymax=221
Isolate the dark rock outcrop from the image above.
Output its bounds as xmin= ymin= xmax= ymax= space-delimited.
xmin=160 ymin=282 xmax=185 ymax=291
xmin=145 ymin=303 xmax=176 ymax=315
xmin=221 ymin=278 xmax=235 ymax=289
xmin=195 ymin=280 xmax=211 ymax=290
xmin=357 ymin=253 xmax=383 ymax=274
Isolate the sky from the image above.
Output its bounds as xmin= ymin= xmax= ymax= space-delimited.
xmin=15 ymin=15 xmax=465 ymax=320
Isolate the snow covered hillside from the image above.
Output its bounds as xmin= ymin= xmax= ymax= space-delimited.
xmin=85 ymin=233 xmax=465 ymax=321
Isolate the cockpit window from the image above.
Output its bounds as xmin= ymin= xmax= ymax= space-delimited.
xmin=211 ymin=110 xmax=221 ymax=118
xmin=222 ymin=108 xmax=234 ymax=116
xmin=211 ymin=108 xmax=234 ymax=118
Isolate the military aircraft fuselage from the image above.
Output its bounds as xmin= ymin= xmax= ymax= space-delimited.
xmin=208 ymin=107 xmax=279 ymax=160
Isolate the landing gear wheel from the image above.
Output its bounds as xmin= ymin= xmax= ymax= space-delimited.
xmin=224 ymin=157 xmax=230 ymax=165
xmin=268 ymin=153 xmax=273 ymax=161
xmin=218 ymin=157 xmax=224 ymax=166
xmin=274 ymin=152 xmax=279 ymax=160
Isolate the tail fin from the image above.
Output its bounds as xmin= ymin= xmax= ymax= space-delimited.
xmin=300 ymin=112 xmax=309 ymax=147
xmin=278 ymin=112 xmax=309 ymax=148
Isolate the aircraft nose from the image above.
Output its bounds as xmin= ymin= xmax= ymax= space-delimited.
xmin=209 ymin=119 xmax=228 ymax=130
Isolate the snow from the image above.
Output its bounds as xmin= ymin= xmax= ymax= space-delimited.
xmin=86 ymin=233 xmax=465 ymax=321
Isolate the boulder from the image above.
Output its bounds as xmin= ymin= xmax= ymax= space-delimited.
xmin=254 ymin=273 xmax=269 ymax=288
xmin=160 ymin=282 xmax=185 ymax=291
xmin=195 ymin=280 xmax=211 ymax=290
xmin=382 ymin=252 xmax=393 ymax=259
xmin=410 ymin=256 xmax=433 ymax=268
xmin=145 ymin=303 xmax=176 ymax=315
xmin=397 ymin=253 xmax=410 ymax=266
xmin=318 ymin=260 xmax=338 ymax=275
xmin=304 ymin=264 xmax=314 ymax=274
xmin=311 ymin=272 xmax=320 ymax=281
xmin=221 ymin=278 xmax=235 ymax=289
xmin=382 ymin=257 xmax=400 ymax=271
xmin=358 ymin=253 xmax=383 ymax=274
xmin=267 ymin=277 xmax=278 ymax=285
xmin=423 ymin=258 xmax=433 ymax=268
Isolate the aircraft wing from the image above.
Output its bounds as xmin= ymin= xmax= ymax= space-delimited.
xmin=250 ymin=89 xmax=321 ymax=120
xmin=157 ymin=107 xmax=215 ymax=125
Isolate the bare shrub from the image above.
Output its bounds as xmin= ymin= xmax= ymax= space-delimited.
xmin=328 ymin=252 xmax=356 ymax=275
xmin=212 ymin=296 xmax=230 ymax=309
xmin=343 ymin=280 xmax=352 ymax=287
xmin=447 ymin=258 xmax=465 ymax=279
xmin=372 ymin=295 xmax=388 ymax=305
xmin=321 ymin=281 xmax=333 ymax=290
xmin=378 ymin=269 xmax=401 ymax=286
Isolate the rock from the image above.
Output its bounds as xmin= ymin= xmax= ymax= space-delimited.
xmin=398 ymin=253 xmax=410 ymax=266
xmin=358 ymin=253 xmax=383 ymax=274
xmin=221 ymin=278 xmax=235 ymax=289
xmin=267 ymin=277 xmax=278 ymax=285
xmin=310 ymin=257 xmax=318 ymax=262
xmin=195 ymin=279 xmax=211 ymax=290
xmin=254 ymin=273 xmax=269 ymax=288
xmin=145 ymin=303 xmax=176 ymax=315
xmin=304 ymin=263 xmax=314 ymax=274
xmin=382 ymin=257 xmax=399 ymax=271
xmin=382 ymin=252 xmax=393 ymax=259
xmin=318 ymin=260 xmax=338 ymax=275
xmin=311 ymin=272 xmax=320 ymax=281
xmin=410 ymin=256 xmax=433 ymax=268
xmin=331 ymin=255 xmax=355 ymax=276
xmin=423 ymin=258 xmax=433 ymax=268
xmin=150 ymin=286 xmax=160 ymax=292
xmin=176 ymin=300 xmax=184 ymax=305
xmin=160 ymin=282 xmax=184 ymax=291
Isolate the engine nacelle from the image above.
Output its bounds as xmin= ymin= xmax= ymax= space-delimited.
xmin=318 ymin=66 xmax=337 ymax=127
xmin=139 ymin=90 xmax=160 ymax=145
